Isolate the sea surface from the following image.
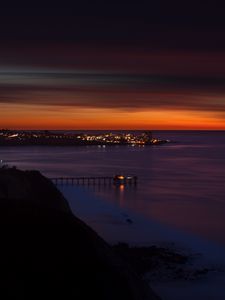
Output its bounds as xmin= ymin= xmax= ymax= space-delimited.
xmin=1 ymin=130 xmax=225 ymax=246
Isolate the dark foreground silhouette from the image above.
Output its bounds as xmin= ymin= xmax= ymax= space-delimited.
xmin=0 ymin=168 xmax=159 ymax=299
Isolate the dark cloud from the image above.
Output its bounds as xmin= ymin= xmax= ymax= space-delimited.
xmin=0 ymin=2 xmax=225 ymax=128
xmin=0 ymin=70 xmax=225 ymax=113
xmin=1 ymin=70 xmax=225 ymax=90
xmin=0 ymin=2 xmax=225 ymax=51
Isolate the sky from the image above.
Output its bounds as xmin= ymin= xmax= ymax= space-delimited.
xmin=0 ymin=2 xmax=225 ymax=130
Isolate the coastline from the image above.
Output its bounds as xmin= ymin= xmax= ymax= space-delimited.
xmin=0 ymin=130 xmax=168 ymax=146
xmin=0 ymin=168 xmax=159 ymax=300
xmin=0 ymin=168 xmax=225 ymax=300
xmin=60 ymin=185 xmax=225 ymax=300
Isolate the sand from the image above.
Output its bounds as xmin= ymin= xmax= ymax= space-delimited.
xmin=60 ymin=185 xmax=225 ymax=300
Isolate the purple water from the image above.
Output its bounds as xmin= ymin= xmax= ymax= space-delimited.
xmin=1 ymin=130 xmax=225 ymax=245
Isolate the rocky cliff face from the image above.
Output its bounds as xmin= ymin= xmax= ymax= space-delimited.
xmin=0 ymin=168 xmax=70 ymax=212
xmin=0 ymin=168 xmax=160 ymax=300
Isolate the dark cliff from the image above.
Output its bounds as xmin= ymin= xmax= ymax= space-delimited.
xmin=0 ymin=168 xmax=160 ymax=300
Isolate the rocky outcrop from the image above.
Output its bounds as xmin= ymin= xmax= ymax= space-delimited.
xmin=0 ymin=168 xmax=70 ymax=212
xmin=0 ymin=168 xmax=160 ymax=300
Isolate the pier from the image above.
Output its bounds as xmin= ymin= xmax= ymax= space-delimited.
xmin=51 ymin=175 xmax=137 ymax=186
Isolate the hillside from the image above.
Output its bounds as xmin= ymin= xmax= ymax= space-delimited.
xmin=0 ymin=168 xmax=160 ymax=299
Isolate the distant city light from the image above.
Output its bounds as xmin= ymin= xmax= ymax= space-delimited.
xmin=0 ymin=130 xmax=169 ymax=146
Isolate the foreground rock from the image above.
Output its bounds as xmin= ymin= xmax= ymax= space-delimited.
xmin=0 ymin=168 xmax=159 ymax=300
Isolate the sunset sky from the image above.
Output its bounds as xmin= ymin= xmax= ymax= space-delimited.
xmin=0 ymin=2 xmax=225 ymax=130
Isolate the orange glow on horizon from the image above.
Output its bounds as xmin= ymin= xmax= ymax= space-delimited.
xmin=1 ymin=103 xmax=225 ymax=130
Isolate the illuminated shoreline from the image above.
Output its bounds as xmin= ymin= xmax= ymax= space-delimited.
xmin=0 ymin=130 xmax=169 ymax=146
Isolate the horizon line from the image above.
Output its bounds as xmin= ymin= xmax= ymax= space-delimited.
xmin=1 ymin=128 xmax=225 ymax=132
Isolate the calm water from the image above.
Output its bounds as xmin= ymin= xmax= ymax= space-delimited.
xmin=1 ymin=131 xmax=225 ymax=245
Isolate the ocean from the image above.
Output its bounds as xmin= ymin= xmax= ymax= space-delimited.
xmin=1 ymin=130 xmax=225 ymax=246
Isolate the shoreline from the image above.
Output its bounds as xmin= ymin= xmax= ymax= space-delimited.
xmin=0 ymin=130 xmax=168 ymax=146
xmin=0 ymin=168 xmax=159 ymax=299
xmin=60 ymin=185 xmax=225 ymax=300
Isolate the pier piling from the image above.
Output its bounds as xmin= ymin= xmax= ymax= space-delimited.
xmin=50 ymin=176 xmax=137 ymax=186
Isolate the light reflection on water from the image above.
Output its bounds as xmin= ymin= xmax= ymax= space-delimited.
xmin=0 ymin=131 xmax=225 ymax=245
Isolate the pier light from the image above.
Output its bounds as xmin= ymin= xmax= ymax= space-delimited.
xmin=119 ymin=184 xmax=125 ymax=192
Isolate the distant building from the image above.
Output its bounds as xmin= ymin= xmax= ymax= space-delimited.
xmin=141 ymin=131 xmax=153 ymax=143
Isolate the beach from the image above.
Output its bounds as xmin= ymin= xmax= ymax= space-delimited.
xmin=0 ymin=168 xmax=159 ymax=299
xmin=60 ymin=185 xmax=225 ymax=300
xmin=1 ymin=130 xmax=225 ymax=298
